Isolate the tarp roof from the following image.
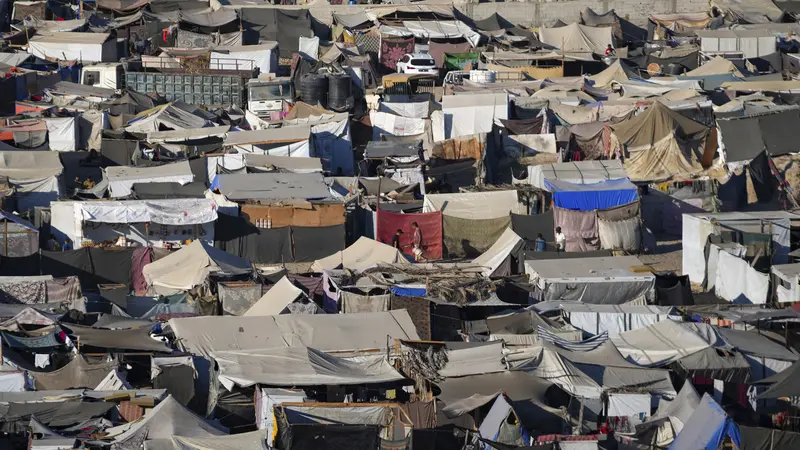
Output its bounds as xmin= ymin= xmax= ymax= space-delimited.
xmin=103 ymin=396 xmax=227 ymax=446
xmin=161 ymin=430 xmax=269 ymax=450
xmin=436 ymin=371 xmax=554 ymax=417
xmin=29 ymin=32 xmax=110 ymax=44
xmin=669 ymin=393 xmax=740 ymax=450
xmin=0 ymin=151 xmax=62 ymax=179
xmin=588 ymin=60 xmax=636 ymax=89
xmin=756 ymin=360 xmax=800 ymax=398
xmin=169 ymin=310 xmax=420 ymax=357
xmin=212 ymin=346 xmax=405 ymax=389
xmin=332 ymin=11 xmax=374 ymax=29
xmin=718 ymin=107 xmax=800 ymax=162
xmin=712 ymin=0 xmax=783 ymax=23
xmin=126 ymin=103 xmax=212 ymax=134
xmin=526 ymin=255 xmax=652 ymax=283
xmin=311 ymin=237 xmax=409 ymax=271
xmin=179 ymin=8 xmax=237 ymax=27
xmin=147 ymin=125 xmax=230 ymax=143
xmin=717 ymin=327 xmax=799 ymax=361
xmin=471 ymin=228 xmax=523 ymax=277
xmin=684 ymin=56 xmax=744 ymax=78
xmin=740 ymin=426 xmax=800 ymax=450
xmin=223 ymin=125 xmax=310 ymax=146
xmin=142 ymin=240 xmax=252 ymax=293
xmin=524 ymin=160 xmax=626 ymax=190
xmin=243 ymin=276 xmax=305 ymax=317
xmin=29 ymin=355 xmax=117 ymax=390
xmin=132 ymin=182 xmax=207 ymax=199
xmin=214 ymin=173 xmax=332 ymax=201
xmin=49 ymin=80 xmax=117 ymax=99
xmin=423 ymin=190 xmax=520 ymax=220
xmin=634 ymin=381 xmax=700 ymax=439
xmin=720 ymin=80 xmax=800 ymax=91
xmin=538 ymin=22 xmax=613 ymax=54
xmin=612 ymin=100 xmax=708 ymax=150
xmin=63 ymin=324 xmax=171 ymax=352
xmin=610 ymin=320 xmax=725 ymax=367
xmin=243 ymin=154 xmax=323 ymax=173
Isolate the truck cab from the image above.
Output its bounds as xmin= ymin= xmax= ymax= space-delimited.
xmin=247 ymin=78 xmax=294 ymax=117
xmin=81 ymin=63 xmax=124 ymax=90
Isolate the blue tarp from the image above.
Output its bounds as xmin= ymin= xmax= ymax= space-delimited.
xmin=390 ymin=285 xmax=427 ymax=297
xmin=546 ymin=178 xmax=638 ymax=211
xmin=669 ymin=394 xmax=741 ymax=450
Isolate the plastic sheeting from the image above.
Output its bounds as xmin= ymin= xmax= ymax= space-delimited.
xmin=378 ymin=101 xmax=430 ymax=119
xmin=78 ymin=198 xmax=218 ymax=225
xmin=566 ymin=304 xmax=680 ymax=337
xmin=44 ymin=117 xmax=77 ymax=152
xmin=442 ymin=93 xmax=508 ymax=139
xmin=168 ymin=311 xmax=420 ymax=357
xmin=369 ymin=111 xmax=426 ymax=140
xmin=213 ymin=347 xmax=404 ymax=390
xmin=423 ymin=190 xmax=519 ymax=220
xmin=668 ymin=394 xmax=740 ymax=450
xmin=298 ymin=36 xmax=319 ymax=60
xmin=30 ymin=355 xmax=117 ymax=390
xmin=106 ymin=161 xmax=194 ymax=198
xmin=210 ymin=44 xmax=277 ymax=74
xmin=472 ymin=228 xmax=524 ymax=277
xmin=607 ymin=393 xmax=651 ymax=418
xmin=610 ymin=321 xmax=722 ymax=367
xmin=548 ymin=178 xmax=639 ymax=211
xmin=715 ymin=251 xmax=768 ymax=304
xmin=599 ymin=217 xmax=641 ymax=252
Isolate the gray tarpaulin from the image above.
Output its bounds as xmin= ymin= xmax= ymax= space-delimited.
xmin=552 ymin=206 xmax=600 ymax=252
xmin=169 ymin=310 xmax=420 ymax=357
xmin=218 ymin=282 xmax=262 ymax=316
xmin=164 ymin=430 xmax=269 ymax=450
xmin=212 ymin=346 xmax=404 ymax=389
xmin=341 ymin=292 xmax=389 ymax=314
xmin=64 ymin=324 xmax=171 ymax=352
xmin=442 ymin=215 xmax=511 ymax=258
xmin=30 ymin=355 xmax=117 ymax=390
xmin=598 ymin=217 xmax=641 ymax=252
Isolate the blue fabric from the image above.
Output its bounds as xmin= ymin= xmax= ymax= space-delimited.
xmin=547 ymin=178 xmax=638 ymax=211
xmin=390 ymin=286 xmax=427 ymax=297
xmin=534 ymin=238 xmax=546 ymax=251
xmin=669 ymin=394 xmax=741 ymax=450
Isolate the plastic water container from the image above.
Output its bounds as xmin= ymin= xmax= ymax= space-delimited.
xmin=469 ymin=70 xmax=496 ymax=83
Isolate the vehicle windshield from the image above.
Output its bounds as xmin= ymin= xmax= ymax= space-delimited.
xmin=249 ymin=83 xmax=292 ymax=101
xmin=410 ymin=58 xmax=435 ymax=66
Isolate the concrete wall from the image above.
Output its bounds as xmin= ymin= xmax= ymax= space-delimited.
xmin=301 ymin=0 xmax=710 ymax=27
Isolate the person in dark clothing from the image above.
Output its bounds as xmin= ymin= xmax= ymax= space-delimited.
xmin=534 ymin=233 xmax=546 ymax=252
xmin=392 ymin=229 xmax=403 ymax=249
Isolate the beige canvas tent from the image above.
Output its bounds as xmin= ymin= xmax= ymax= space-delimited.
xmin=142 ymin=240 xmax=252 ymax=295
xmin=588 ymin=60 xmax=631 ymax=89
xmin=610 ymin=101 xmax=712 ymax=181
xmin=311 ymin=237 xmax=409 ymax=271
xmin=538 ymin=22 xmax=613 ymax=54
xmin=684 ymin=56 xmax=744 ymax=77
xmin=243 ymin=276 xmax=306 ymax=317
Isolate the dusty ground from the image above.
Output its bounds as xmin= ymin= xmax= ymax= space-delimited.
xmin=638 ymin=233 xmax=682 ymax=273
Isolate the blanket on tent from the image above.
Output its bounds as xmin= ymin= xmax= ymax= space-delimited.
xmin=552 ymin=206 xmax=600 ymax=252
xmin=443 ymin=215 xmax=511 ymax=258
xmin=380 ymin=37 xmax=414 ymax=72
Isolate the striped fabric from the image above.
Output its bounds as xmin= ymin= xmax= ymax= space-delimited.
xmin=537 ymin=325 xmax=608 ymax=351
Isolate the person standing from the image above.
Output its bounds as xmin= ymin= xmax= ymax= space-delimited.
xmin=411 ymin=222 xmax=424 ymax=262
xmin=534 ymin=233 xmax=546 ymax=252
xmin=555 ymin=227 xmax=566 ymax=252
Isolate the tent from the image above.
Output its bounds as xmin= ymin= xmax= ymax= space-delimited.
xmin=105 ymin=161 xmax=194 ymax=198
xmin=684 ymin=56 xmax=744 ymax=77
xmin=0 ymin=151 xmax=63 ymax=214
xmin=239 ymin=9 xmax=313 ymax=57
xmin=168 ymin=311 xmax=420 ymax=357
xmin=162 ymin=430 xmax=268 ymax=450
xmin=212 ymin=346 xmax=404 ymax=390
xmin=610 ymin=101 xmax=711 ymax=181
xmin=125 ymin=103 xmax=213 ymax=134
xmin=755 ymin=360 xmax=800 ymax=399
xmin=547 ymin=178 xmax=638 ymax=211
xmin=562 ymin=304 xmax=681 ymax=337
xmin=471 ymin=228 xmax=524 ymax=277
xmin=441 ymin=93 xmax=508 ymax=139
xmin=588 ymin=60 xmax=636 ymax=89
xmin=243 ymin=276 xmax=307 ymax=316
xmin=718 ymin=327 xmax=798 ymax=381
xmin=634 ymin=382 xmax=701 ymax=447
xmin=43 ymin=117 xmax=77 ymax=152
xmin=210 ymin=43 xmax=278 ymax=74
xmin=213 ymin=173 xmax=332 ymax=202
xmin=102 ymin=395 xmax=228 ymax=447
xmin=311 ymin=237 xmax=409 ymax=271
xmin=717 ymin=108 xmax=800 ymax=163
xmin=739 ymin=426 xmax=800 ymax=450
xmin=525 ymin=256 xmax=655 ymax=304
xmin=423 ymin=190 xmax=520 ymax=220
xmin=28 ymin=33 xmax=116 ymax=62
xmin=516 ymin=160 xmax=627 ymax=190
xmin=478 ymin=394 xmax=530 ymax=447
xmin=668 ymin=394 xmax=740 ymax=450
xmin=142 ymin=240 xmax=252 ymax=295
xmin=538 ymin=22 xmax=613 ymax=54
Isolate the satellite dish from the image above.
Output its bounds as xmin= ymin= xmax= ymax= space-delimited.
xmin=647 ymin=63 xmax=662 ymax=75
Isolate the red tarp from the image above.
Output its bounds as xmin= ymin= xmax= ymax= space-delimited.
xmin=377 ymin=209 xmax=443 ymax=260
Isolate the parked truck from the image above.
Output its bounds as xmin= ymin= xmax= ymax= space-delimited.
xmin=124 ymin=72 xmax=247 ymax=107
xmin=247 ymin=78 xmax=294 ymax=118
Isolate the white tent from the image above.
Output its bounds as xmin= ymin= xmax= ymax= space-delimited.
xmin=244 ymin=276 xmax=306 ymax=317
xmin=472 ymin=227 xmax=523 ymax=277
xmin=43 ymin=117 xmax=77 ymax=152
xmin=442 ymin=93 xmax=508 ymax=139
xmin=423 ymin=190 xmax=520 ymax=220
xmin=105 ymin=161 xmax=194 ymax=198
xmin=311 ymin=237 xmax=408 ymax=272
xmin=142 ymin=240 xmax=252 ymax=295
xmin=210 ymin=42 xmax=278 ymax=74
xmin=28 ymin=33 xmax=117 ymax=62
xmin=562 ymin=304 xmax=682 ymax=337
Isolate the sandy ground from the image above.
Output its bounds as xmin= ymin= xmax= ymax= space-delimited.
xmin=638 ymin=233 xmax=683 ymax=273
